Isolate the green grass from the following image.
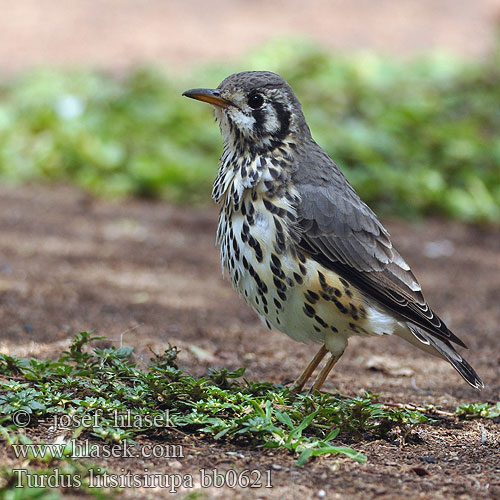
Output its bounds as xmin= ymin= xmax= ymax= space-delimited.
xmin=0 ymin=331 xmax=427 ymax=498
xmin=0 ymin=332 xmax=497 ymax=498
xmin=0 ymin=332 xmax=425 ymax=463
xmin=0 ymin=38 xmax=499 ymax=223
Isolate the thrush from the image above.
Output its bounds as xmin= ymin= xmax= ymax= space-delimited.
xmin=183 ymin=71 xmax=483 ymax=392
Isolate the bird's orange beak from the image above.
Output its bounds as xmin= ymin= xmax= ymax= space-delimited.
xmin=182 ymin=88 xmax=232 ymax=108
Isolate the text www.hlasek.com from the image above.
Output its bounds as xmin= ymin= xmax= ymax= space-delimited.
xmin=11 ymin=439 xmax=184 ymax=460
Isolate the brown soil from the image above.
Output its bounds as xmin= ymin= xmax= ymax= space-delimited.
xmin=1 ymin=0 xmax=500 ymax=73
xmin=0 ymin=184 xmax=499 ymax=499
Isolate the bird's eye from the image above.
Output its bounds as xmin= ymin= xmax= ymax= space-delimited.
xmin=247 ymin=93 xmax=264 ymax=109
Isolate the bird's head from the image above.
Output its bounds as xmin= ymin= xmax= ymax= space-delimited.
xmin=183 ymin=71 xmax=310 ymax=154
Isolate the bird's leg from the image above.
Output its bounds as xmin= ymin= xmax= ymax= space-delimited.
xmin=309 ymin=350 xmax=344 ymax=393
xmin=289 ymin=345 xmax=328 ymax=394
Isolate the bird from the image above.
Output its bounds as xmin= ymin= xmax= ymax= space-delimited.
xmin=182 ymin=71 xmax=483 ymax=393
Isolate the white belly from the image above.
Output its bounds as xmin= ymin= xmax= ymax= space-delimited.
xmin=218 ymin=195 xmax=399 ymax=357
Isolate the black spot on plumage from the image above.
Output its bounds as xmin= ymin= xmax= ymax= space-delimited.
xmin=264 ymin=305 xmax=269 ymax=314
xmin=274 ymin=217 xmax=286 ymax=247
xmin=240 ymin=202 xmax=247 ymax=216
xmin=263 ymin=198 xmax=282 ymax=215
xmin=277 ymin=290 xmax=287 ymax=301
xmin=271 ymin=253 xmax=281 ymax=268
xmin=339 ymin=277 xmax=349 ymax=288
xmin=273 ymin=276 xmax=286 ymax=291
xmin=265 ymin=319 xmax=272 ymax=330
xmin=250 ymin=169 xmax=259 ymax=183
xmin=248 ymin=235 xmax=263 ymax=262
xmin=331 ymin=325 xmax=339 ymax=333
xmin=304 ymin=291 xmax=319 ymax=304
xmin=241 ymin=222 xmax=249 ymax=242
xmin=303 ymin=303 xmax=315 ymax=317
xmin=261 ymin=295 xmax=268 ymax=306
xmin=297 ymin=252 xmax=306 ymax=264
xmin=293 ymin=272 xmax=303 ymax=284
xmin=299 ymin=263 xmax=307 ymax=275
xmin=345 ymin=289 xmax=353 ymax=298
xmin=315 ymin=315 xmax=328 ymax=328
xmin=269 ymin=168 xmax=281 ymax=180
xmin=263 ymin=198 xmax=274 ymax=212
xmin=251 ymin=190 xmax=258 ymax=201
xmin=274 ymin=298 xmax=282 ymax=309
xmin=270 ymin=262 xmax=285 ymax=279
xmin=314 ymin=325 xmax=321 ymax=333
xmin=240 ymin=165 xmax=247 ymax=179
xmin=333 ymin=288 xmax=342 ymax=298
xmin=264 ymin=180 xmax=275 ymax=193
xmin=332 ymin=298 xmax=348 ymax=315
xmin=247 ymin=234 xmax=256 ymax=248
xmin=254 ymin=246 xmax=263 ymax=262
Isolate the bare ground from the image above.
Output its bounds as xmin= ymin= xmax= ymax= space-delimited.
xmin=0 ymin=184 xmax=499 ymax=499
xmin=1 ymin=0 xmax=500 ymax=73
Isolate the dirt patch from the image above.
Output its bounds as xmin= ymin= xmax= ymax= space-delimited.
xmin=0 ymin=184 xmax=499 ymax=499
xmin=1 ymin=0 xmax=500 ymax=73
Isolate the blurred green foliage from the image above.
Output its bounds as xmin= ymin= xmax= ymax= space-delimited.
xmin=0 ymin=39 xmax=499 ymax=223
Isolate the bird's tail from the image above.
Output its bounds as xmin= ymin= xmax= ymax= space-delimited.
xmin=398 ymin=323 xmax=484 ymax=390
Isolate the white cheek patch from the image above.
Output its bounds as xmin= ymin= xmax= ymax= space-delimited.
xmin=228 ymin=108 xmax=255 ymax=134
xmin=262 ymin=107 xmax=280 ymax=134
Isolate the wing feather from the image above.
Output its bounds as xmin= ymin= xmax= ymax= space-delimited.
xmin=292 ymin=158 xmax=466 ymax=348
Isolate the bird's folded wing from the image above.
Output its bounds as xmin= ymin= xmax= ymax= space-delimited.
xmin=294 ymin=176 xmax=466 ymax=348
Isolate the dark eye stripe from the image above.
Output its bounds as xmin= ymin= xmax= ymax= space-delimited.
xmin=271 ymin=101 xmax=291 ymax=141
xmin=252 ymin=108 xmax=266 ymax=135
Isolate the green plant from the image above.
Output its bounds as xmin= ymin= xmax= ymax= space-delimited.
xmin=0 ymin=39 xmax=499 ymax=223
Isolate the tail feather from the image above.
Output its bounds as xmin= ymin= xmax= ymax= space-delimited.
xmin=405 ymin=323 xmax=483 ymax=390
